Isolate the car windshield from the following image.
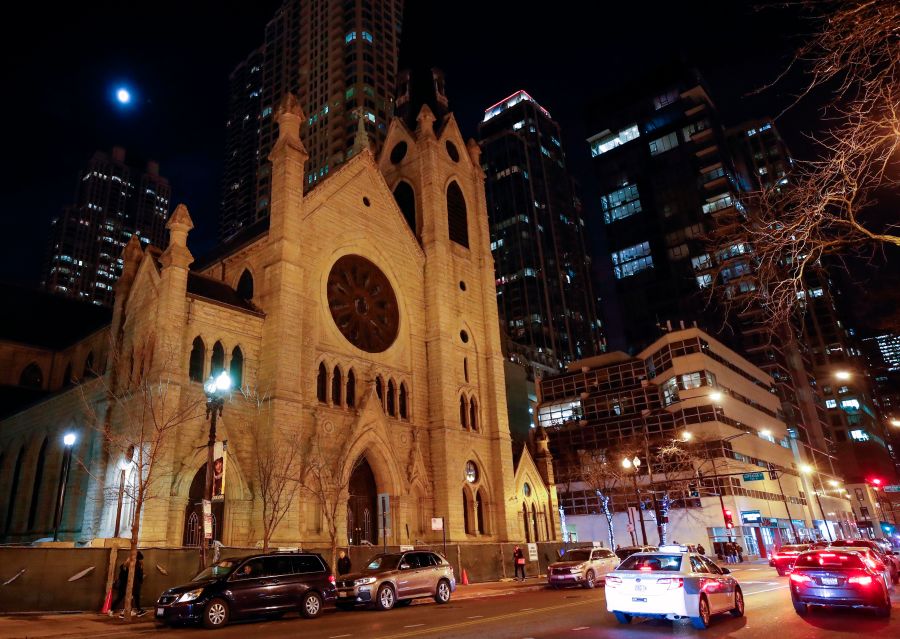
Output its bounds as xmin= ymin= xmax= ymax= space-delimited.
xmin=192 ymin=559 xmax=237 ymax=582
xmin=795 ymin=552 xmax=865 ymax=569
xmin=562 ymin=550 xmax=591 ymax=562
xmin=364 ymin=554 xmax=401 ymax=571
xmin=779 ymin=545 xmax=809 ymax=552
xmin=830 ymin=540 xmax=872 ymax=549
xmin=618 ymin=554 xmax=682 ymax=572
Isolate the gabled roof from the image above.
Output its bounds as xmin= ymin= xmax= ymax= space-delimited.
xmin=0 ymin=283 xmax=111 ymax=350
xmin=186 ymin=273 xmax=263 ymax=316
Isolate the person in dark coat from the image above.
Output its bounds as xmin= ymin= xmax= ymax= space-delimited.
xmin=513 ymin=545 xmax=526 ymax=581
xmin=337 ymin=550 xmax=352 ymax=576
xmin=109 ymin=551 xmax=145 ymax=617
xmin=697 ymin=543 xmax=706 ymax=556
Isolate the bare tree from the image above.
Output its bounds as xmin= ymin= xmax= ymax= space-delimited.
xmin=740 ymin=0 xmax=899 ymax=327
xmin=298 ymin=429 xmax=362 ymax=572
xmin=577 ymin=447 xmax=629 ymax=549
xmin=82 ymin=334 xmax=206 ymax=621
xmin=237 ymin=389 xmax=304 ymax=552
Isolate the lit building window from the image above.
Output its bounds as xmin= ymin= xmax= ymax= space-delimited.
xmin=601 ymin=184 xmax=642 ymax=224
xmin=648 ymin=131 xmax=679 ymax=156
xmin=611 ymin=241 xmax=653 ymax=279
xmin=536 ymin=399 xmax=582 ymax=427
xmin=825 ymin=399 xmax=837 ymax=409
xmin=345 ymin=31 xmax=357 ymax=43
xmin=589 ymin=124 xmax=640 ymax=157
xmin=849 ymin=429 xmax=869 ymax=441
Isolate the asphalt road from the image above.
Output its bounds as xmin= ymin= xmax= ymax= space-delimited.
xmin=141 ymin=566 xmax=900 ymax=638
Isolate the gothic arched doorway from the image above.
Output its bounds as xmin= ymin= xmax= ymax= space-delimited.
xmin=347 ymin=457 xmax=377 ymax=546
xmin=183 ymin=465 xmax=224 ymax=546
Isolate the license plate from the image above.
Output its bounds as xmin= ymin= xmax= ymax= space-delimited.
xmin=156 ymin=608 xmax=164 ymax=617
xmin=634 ymin=585 xmax=646 ymax=592
xmin=821 ymin=577 xmax=838 ymax=585
xmin=632 ymin=597 xmax=647 ymax=602
xmin=338 ymin=591 xmax=348 ymax=598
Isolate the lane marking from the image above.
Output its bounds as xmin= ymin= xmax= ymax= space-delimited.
xmin=329 ymin=635 xmax=352 ymax=638
xmin=467 ymin=615 xmax=484 ymax=619
xmin=745 ymin=585 xmax=789 ymax=595
xmin=572 ymin=626 xmax=590 ymax=631
xmin=519 ymin=607 xmax=533 ymax=611
xmin=404 ymin=624 xmax=425 ymax=628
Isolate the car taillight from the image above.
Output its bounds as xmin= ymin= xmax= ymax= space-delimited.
xmin=657 ymin=577 xmax=684 ymax=590
xmin=329 ymin=575 xmax=336 ymax=585
xmin=790 ymin=573 xmax=812 ymax=584
xmin=848 ymin=575 xmax=874 ymax=586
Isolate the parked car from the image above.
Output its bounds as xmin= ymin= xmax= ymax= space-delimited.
xmin=790 ymin=549 xmax=891 ymax=617
xmin=614 ymin=545 xmax=658 ymax=561
xmin=154 ymin=552 xmax=335 ymax=629
xmin=548 ymin=547 xmax=620 ymax=589
xmin=605 ymin=545 xmax=744 ymax=630
xmin=828 ymin=539 xmax=899 ymax=584
xmin=334 ymin=551 xmax=455 ymax=611
xmin=769 ymin=544 xmax=812 ymax=576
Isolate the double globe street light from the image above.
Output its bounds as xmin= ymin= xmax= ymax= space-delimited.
xmin=201 ymin=371 xmax=231 ymax=566
xmin=622 ymin=456 xmax=648 ymax=546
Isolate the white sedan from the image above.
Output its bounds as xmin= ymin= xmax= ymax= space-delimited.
xmin=605 ymin=545 xmax=745 ymax=630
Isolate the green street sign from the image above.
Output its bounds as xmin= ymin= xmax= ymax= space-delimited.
xmin=742 ymin=472 xmax=764 ymax=482
xmin=884 ymin=485 xmax=900 ymax=493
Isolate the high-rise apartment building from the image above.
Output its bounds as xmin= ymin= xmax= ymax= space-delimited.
xmin=219 ymin=0 xmax=404 ymax=242
xmin=42 ymin=147 xmax=170 ymax=307
xmin=479 ymin=90 xmax=603 ymax=370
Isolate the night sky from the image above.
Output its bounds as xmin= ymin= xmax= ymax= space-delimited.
xmin=2 ymin=2 xmax=895 ymax=328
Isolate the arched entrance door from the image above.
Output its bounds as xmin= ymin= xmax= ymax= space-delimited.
xmin=183 ymin=465 xmax=224 ymax=546
xmin=347 ymin=457 xmax=377 ymax=546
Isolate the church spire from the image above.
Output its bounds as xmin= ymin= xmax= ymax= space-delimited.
xmin=349 ymin=106 xmax=371 ymax=157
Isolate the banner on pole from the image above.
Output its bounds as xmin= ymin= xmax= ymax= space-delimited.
xmin=202 ymin=499 xmax=213 ymax=539
xmin=212 ymin=441 xmax=226 ymax=501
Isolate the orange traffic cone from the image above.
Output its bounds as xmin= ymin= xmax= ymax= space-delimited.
xmin=100 ymin=589 xmax=112 ymax=614
xmin=461 ymin=569 xmax=469 ymax=585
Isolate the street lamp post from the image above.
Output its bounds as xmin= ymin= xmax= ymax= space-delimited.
xmin=800 ymin=465 xmax=834 ymax=541
xmin=53 ymin=432 xmax=77 ymax=542
xmin=201 ymin=371 xmax=231 ymax=567
xmin=623 ymin=456 xmax=648 ymax=545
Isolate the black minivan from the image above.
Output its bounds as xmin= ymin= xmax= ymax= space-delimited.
xmin=155 ymin=552 xmax=336 ymax=629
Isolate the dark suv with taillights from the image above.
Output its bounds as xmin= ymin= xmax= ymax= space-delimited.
xmin=770 ymin=544 xmax=811 ymax=576
xmin=155 ymin=552 xmax=336 ymax=629
xmin=790 ymin=549 xmax=891 ymax=617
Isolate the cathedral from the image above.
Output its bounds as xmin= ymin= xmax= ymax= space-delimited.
xmin=0 ymin=81 xmax=560 ymax=548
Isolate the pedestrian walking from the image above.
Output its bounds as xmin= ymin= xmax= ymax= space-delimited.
xmin=697 ymin=543 xmax=706 ymax=556
xmin=724 ymin=542 xmax=734 ymax=564
xmin=109 ymin=551 xmax=145 ymax=617
xmin=513 ymin=545 xmax=526 ymax=581
xmin=337 ymin=550 xmax=352 ymax=576
xmin=736 ymin=543 xmax=744 ymax=563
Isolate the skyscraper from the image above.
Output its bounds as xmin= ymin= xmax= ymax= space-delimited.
xmin=42 ymin=147 xmax=170 ymax=307
xmin=219 ymin=0 xmax=404 ymax=242
xmin=479 ymin=90 xmax=603 ymax=370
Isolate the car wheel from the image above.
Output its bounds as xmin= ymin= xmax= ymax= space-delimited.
xmin=435 ymin=578 xmax=452 ymax=604
xmin=300 ymin=591 xmax=323 ymax=619
xmin=202 ymin=598 xmax=230 ymax=629
xmin=691 ymin=596 xmax=711 ymax=629
xmin=792 ymin=598 xmax=808 ymax=616
xmin=582 ymin=570 xmax=596 ymax=589
xmin=776 ymin=568 xmax=785 ymax=577
xmin=613 ymin=611 xmax=632 ymax=624
xmin=335 ymin=601 xmax=356 ymax=611
xmin=730 ymin=587 xmax=744 ymax=617
xmin=375 ymin=584 xmax=395 ymax=611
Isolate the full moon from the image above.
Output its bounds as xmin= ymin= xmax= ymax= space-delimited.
xmin=116 ymin=88 xmax=131 ymax=104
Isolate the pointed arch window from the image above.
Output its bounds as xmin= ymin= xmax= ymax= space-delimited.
xmin=317 ymin=363 xmax=327 ymax=403
xmin=27 ymin=438 xmax=48 ymax=531
xmin=447 ymin=181 xmax=469 ymax=248
xmin=84 ymin=351 xmax=96 ymax=378
xmin=399 ymin=383 xmax=408 ymax=419
xmin=459 ymin=396 xmax=468 ymax=429
xmin=5 ymin=447 xmax=25 ymax=535
xmin=463 ymin=488 xmax=471 ymax=535
xmin=393 ymin=181 xmax=416 ymax=235
xmin=469 ymin=397 xmax=478 ymax=432
xmin=387 ymin=379 xmax=396 ymax=416
xmin=189 ymin=337 xmax=205 ymax=382
xmin=476 ymin=488 xmax=486 ymax=534
xmin=332 ymin=366 xmax=343 ymax=406
xmin=531 ymin=503 xmax=539 ymax=542
xmin=230 ymin=346 xmax=244 ymax=388
xmin=346 ymin=369 xmax=356 ymax=408
xmin=376 ymin=376 xmax=384 ymax=409
xmin=63 ymin=363 xmax=73 ymax=387
xmin=463 ymin=357 xmax=468 ymax=383
xmin=19 ymin=362 xmax=43 ymax=389
xmin=236 ymin=269 xmax=254 ymax=300
xmin=210 ymin=341 xmax=225 ymax=376
xmin=522 ymin=503 xmax=530 ymax=543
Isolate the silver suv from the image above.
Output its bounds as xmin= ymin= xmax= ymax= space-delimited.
xmin=548 ymin=547 xmax=620 ymax=589
xmin=335 ymin=551 xmax=456 ymax=611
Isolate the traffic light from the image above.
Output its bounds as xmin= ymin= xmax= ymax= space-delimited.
xmin=723 ymin=509 xmax=734 ymax=529
xmin=689 ymin=481 xmax=699 ymax=497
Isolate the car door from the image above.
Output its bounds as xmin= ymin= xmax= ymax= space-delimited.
xmin=228 ymin=558 xmax=268 ymax=616
xmin=594 ymin=549 xmax=618 ymax=578
xmin=396 ymin=553 xmax=421 ymax=597
xmin=258 ymin=556 xmax=296 ymax=612
xmin=700 ymin=555 xmax=734 ymax=612
xmin=411 ymin=552 xmax=437 ymax=595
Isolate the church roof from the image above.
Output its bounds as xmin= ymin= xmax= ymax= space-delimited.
xmin=0 ymin=283 xmax=111 ymax=350
xmin=186 ymin=272 xmax=263 ymax=316
xmin=193 ymin=216 xmax=271 ymax=271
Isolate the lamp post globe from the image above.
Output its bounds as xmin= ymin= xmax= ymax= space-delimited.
xmin=63 ymin=433 xmax=76 ymax=447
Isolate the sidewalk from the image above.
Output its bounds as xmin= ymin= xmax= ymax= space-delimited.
xmin=0 ymin=577 xmax=552 ymax=638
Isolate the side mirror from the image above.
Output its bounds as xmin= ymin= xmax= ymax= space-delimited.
xmin=720 ymin=568 xmax=731 ymax=574
xmin=399 ymin=563 xmax=411 ymax=570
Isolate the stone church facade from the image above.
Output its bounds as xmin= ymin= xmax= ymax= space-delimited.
xmin=0 ymin=94 xmax=560 ymax=548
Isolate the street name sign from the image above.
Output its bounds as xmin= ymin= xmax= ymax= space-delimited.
xmin=742 ymin=472 xmax=764 ymax=482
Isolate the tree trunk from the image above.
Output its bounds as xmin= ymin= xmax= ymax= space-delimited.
xmin=600 ymin=495 xmax=615 ymax=550
xmin=122 ymin=501 xmax=141 ymax=623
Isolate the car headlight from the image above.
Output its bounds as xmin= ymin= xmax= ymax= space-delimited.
xmin=176 ymin=588 xmax=204 ymax=603
xmin=354 ymin=577 xmax=377 ymax=586
xmin=570 ymin=567 xmax=582 ymax=574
